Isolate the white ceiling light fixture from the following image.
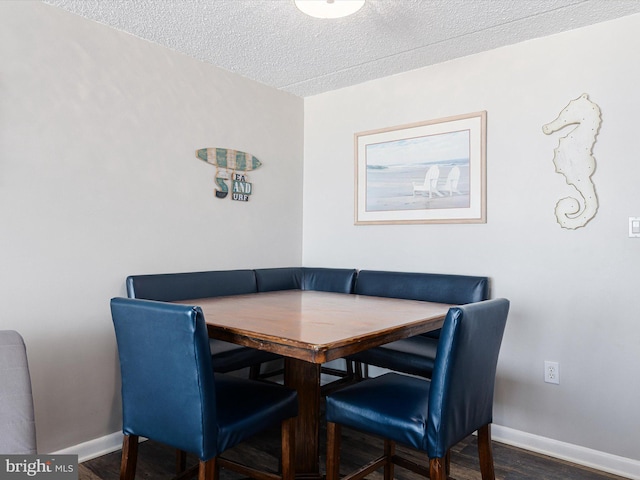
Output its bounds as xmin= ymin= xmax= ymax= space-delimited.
xmin=295 ymin=0 xmax=365 ymax=19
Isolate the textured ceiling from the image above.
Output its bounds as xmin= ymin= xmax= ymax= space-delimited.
xmin=43 ymin=0 xmax=640 ymax=97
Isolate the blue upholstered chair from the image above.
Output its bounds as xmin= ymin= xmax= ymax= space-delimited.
xmin=111 ymin=297 xmax=298 ymax=480
xmin=325 ymin=298 xmax=510 ymax=480
xmin=348 ymin=270 xmax=489 ymax=379
xmin=126 ymin=270 xmax=279 ymax=378
xmin=0 ymin=331 xmax=37 ymax=454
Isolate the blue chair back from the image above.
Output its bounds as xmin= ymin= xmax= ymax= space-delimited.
xmin=126 ymin=269 xmax=258 ymax=301
xmin=426 ymin=298 xmax=509 ymax=458
xmin=111 ymin=298 xmax=217 ymax=460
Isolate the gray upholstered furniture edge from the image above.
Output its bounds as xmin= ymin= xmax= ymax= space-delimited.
xmin=0 ymin=330 xmax=37 ymax=454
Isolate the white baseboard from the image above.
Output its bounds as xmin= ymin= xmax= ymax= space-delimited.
xmin=491 ymin=424 xmax=640 ymax=480
xmin=53 ymin=425 xmax=640 ymax=479
xmin=51 ymin=431 xmax=123 ymax=463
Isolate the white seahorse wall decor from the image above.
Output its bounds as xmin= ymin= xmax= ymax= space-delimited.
xmin=542 ymin=93 xmax=602 ymax=229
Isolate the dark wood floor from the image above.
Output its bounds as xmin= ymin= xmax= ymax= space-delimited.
xmin=79 ymin=423 xmax=628 ymax=480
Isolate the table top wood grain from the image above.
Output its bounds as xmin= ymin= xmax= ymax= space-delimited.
xmin=174 ymin=290 xmax=452 ymax=363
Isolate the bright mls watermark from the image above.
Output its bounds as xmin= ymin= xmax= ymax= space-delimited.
xmin=0 ymin=455 xmax=77 ymax=479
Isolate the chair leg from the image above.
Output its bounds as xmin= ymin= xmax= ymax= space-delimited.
xmin=120 ymin=434 xmax=138 ymax=480
xmin=383 ymin=439 xmax=395 ymax=480
xmin=353 ymin=361 xmax=365 ymax=381
xmin=249 ymin=364 xmax=261 ymax=380
xmin=445 ymin=449 xmax=451 ymax=476
xmin=281 ymin=417 xmax=296 ymax=480
xmin=176 ymin=449 xmax=187 ymax=474
xmin=326 ymin=422 xmax=341 ymax=480
xmin=198 ymin=458 xmax=216 ymax=480
xmin=345 ymin=359 xmax=354 ymax=380
xmin=429 ymin=457 xmax=447 ymax=480
xmin=477 ymin=423 xmax=496 ymax=480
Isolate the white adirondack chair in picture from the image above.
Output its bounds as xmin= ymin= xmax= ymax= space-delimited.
xmin=413 ymin=165 xmax=442 ymax=198
xmin=445 ymin=166 xmax=460 ymax=196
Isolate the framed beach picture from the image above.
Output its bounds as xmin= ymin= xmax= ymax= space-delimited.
xmin=354 ymin=111 xmax=486 ymax=225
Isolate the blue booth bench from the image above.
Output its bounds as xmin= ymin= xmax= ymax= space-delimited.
xmin=125 ymin=267 xmax=488 ymax=383
xmin=126 ymin=269 xmax=279 ymax=378
xmin=347 ymin=270 xmax=489 ymax=379
xmin=126 ymin=267 xmax=357 ymax=380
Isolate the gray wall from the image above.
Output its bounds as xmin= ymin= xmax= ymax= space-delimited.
xmin=0 ymin=1 xmax=303 ymax=454
xmin=303 ymin=13 xmax=640 ymax=476
xmin=3 ymin=1 xmax=639 ymax=477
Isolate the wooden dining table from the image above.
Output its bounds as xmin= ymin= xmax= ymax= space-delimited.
xmin=175 ymin=290 xmax=452 ymax=479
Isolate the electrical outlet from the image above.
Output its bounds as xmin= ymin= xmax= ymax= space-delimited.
xmin=544 ymin=361 xmax=559 ymax=384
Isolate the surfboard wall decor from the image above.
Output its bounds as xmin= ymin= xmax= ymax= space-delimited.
xmin=195 ymin=148 xmax=262 ymax=201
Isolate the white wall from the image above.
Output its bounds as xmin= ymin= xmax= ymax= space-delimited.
xmin=303 ymin=13 xmax=640 ymax=471
xmin=0 ymin=2 xmax=303 ymax=453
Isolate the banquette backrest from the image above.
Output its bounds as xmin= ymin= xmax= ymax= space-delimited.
xmin=303 ymin=268 xmax=357 ymax=293
xmin=126 ymin=269 xmax=258 ymax=301
xmin=127 ymin=269 xmax=485 ymax=303
xmin=354 ymin=270 xmax=488 ymax=304
xmin=125 ymin=269 xmax=279 ymax=376
xmin=354 ymin=270 xmax=489 ymax=338
xmin=254 ymin=267 xmax=357 ymax=294
xmin=253 ymin=268 xmax=302 ymax=292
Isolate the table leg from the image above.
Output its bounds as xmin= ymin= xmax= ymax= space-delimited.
xmin=284 ymin=357 xmax=322 ymax=479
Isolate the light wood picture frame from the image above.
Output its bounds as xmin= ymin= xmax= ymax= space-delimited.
xmin=355 ymin=111 xmax=486 ymax=225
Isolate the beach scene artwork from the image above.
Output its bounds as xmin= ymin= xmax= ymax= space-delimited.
xmin=355 ymin=111 xmax=486 ymax=225
xmin=365 ymin=130 xmax=470 ymax=212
